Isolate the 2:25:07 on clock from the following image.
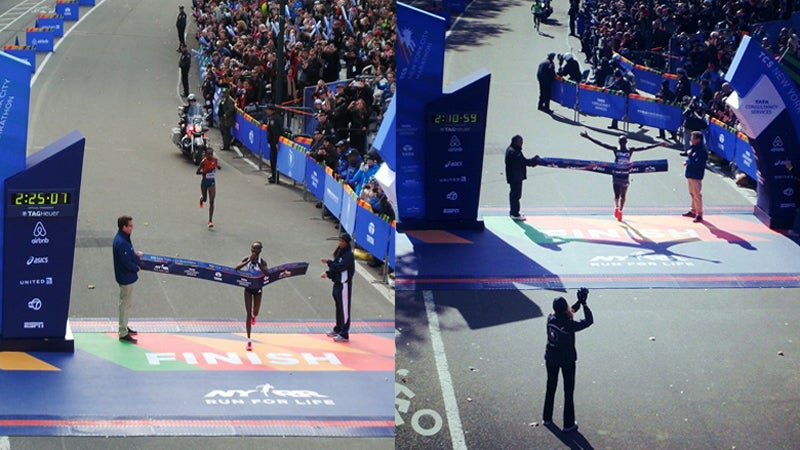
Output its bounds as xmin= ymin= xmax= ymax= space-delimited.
xmin=9 ymin=191 xmax=73 ymax=206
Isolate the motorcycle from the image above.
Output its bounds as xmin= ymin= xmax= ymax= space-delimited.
xmin=171 ymin=108 xmax=209 ymax=165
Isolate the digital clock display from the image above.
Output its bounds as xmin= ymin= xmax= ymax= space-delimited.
xmin=9 ymin=191 xmax=73 ymax=206
xmin=430 ymin=112 xmax=481 ymax=125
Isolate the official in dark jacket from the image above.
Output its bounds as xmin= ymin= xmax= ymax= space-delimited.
xmin=218 ymin=87 xmax=236 ymax=150
xmin=683 ymin=131 xmax=708 ymax=222
xmin=176 ymin=5 xmax=187 ymax=50
xmin=265 ymin=104 xmax=283 ymax=183
xmin=113 ymin=215 xmax=142 ymax=343
xmin=321 ymin=234 xmax=356 ymax=342
xmin=558 ymin=53 xmax=582 ymax=83
xmin=537 ymin=53 xmax=556 ymax=113
xmin=543 ymin=288 xmax=593 ymax=433
xmin=505 ymin=135 xmax=540 ymax=221
xmin=179 ymin=43 xmax=191 ymax=98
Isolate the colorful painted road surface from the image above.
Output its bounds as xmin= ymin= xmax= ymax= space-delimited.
xmin=396 ymin=208 xmax=800 ymax=290
xmin=0 ymin=319 xmax=394 ymax=437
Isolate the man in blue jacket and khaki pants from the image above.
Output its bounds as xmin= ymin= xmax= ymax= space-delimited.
xmin=113 ymin=215 xmax=143 ymax=343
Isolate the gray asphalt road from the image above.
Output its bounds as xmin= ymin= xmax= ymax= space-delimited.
xmin=2 ymin=0 xmax=393 ymax=448
xmin=395 ymin=1 xmax=800 ymax=449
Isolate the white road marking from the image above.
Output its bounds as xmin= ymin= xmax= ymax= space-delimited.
xmin=424 ymin=290 xmax=467 ymax=449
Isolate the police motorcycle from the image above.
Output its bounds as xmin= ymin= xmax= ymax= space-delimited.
xmin=171 ymin=94 xmax=209 ymax=165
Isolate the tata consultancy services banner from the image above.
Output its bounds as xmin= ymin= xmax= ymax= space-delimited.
xmin=397 ymin=2 xmax=445 ymax=222
xmin=627 ymin=94 xmax=681 ymax=130
xmin=725 ymin=35 xmax=800 ymax=228
xmin=577 ymin=85 xmax=626 ymax=120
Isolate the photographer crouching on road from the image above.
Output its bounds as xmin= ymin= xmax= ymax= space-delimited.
xmin=542 ymin=287 xmax=593 ymax=433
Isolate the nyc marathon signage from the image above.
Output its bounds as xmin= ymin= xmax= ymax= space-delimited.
xmin=2 ymin=131 xmax=85 ymax=339
xmin=725 ymin=35 xmax=800 ymax=229
xmin=397 ymin=2 xmax=445 ymax=223
xmin=424 ymin=70 xmax=490 ymax=227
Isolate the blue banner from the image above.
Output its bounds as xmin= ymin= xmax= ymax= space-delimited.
xmin=734 ymin=137 xmax=757 ymax=181
xmin=276 ymin=139 xmax=306 ymax=183
xmin=632 ymin=67 xmax=663 ymax=95
xmin=305 ymin=159 xmax=326 ymax=200
xmin=1 ymin=47 xmax=35 ymax=73
xmin=397 ymin=2 xmax=445 ymax=221
xmin=725 ymin=35 xmax=800 ymax=228
xmin=78 ymin=0 xmax=95 ymax=5
xmin=36 ymin=17 xmax=64 ymax=38
xmin=551 ymin=77 xmax=578 ymax=108
xmin=353 ymin=207 xmax=391 ymax=261
xmin=708 ymin=120 xmax=738 ymax=162
xmin=138 ymin=254 xmax=308 ymax=289
xmin=234 ymin=113 xmax=263 ymax=156
xmin=339 ymin=189 xmax=358 ymax=236
xmin=323 ymin=170 xmax=343 ymax=218
xmin=539 ymin=157 xmax=668 ymax=175
xmin=371 ymin=98 xmax=395 ymax=170
xmin=627 ymin=96 xmax=682 ymax=131
xmin=55 ymin=2 xmax=79 ymax=21
xmin=26 ymin=29 xmax=55 ymax=52
xmin=577 ymin=87 xmax=626 ymax=120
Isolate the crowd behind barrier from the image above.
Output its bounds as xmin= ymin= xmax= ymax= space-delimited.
xmin=180 ymin=0 xmax=396 ymax=277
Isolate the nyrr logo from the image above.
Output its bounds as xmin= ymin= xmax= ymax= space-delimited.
xmin=31 ymin=221 xmax=50 ymax=244
xmin=204 ymin=383 xmax=335 ymax=406
xmin=28 ymin=298 xmax=42 ymax=311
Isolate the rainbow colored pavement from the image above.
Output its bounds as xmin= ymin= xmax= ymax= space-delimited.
xmin=0 ymin=319 xmax=394 ymax=437
xmin=396 ymin=206 xmax=800 ymax=290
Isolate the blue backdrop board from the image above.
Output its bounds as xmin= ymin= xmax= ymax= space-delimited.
xmin=2 ymin=131 xmax=85 ymax=340
xmin=1 ymin=47 xmax=35 ymax=73
xmin=423 ymin=70 xmax=490 ymax=228
xmin=234 ymin=114 xmax=262 ymax=157
xmin=708 ymin=119 xmax=738 ymax=162
xmin=396 ymin=2 xmax=445 ymax=222
xmin=353 ymin=207 xmax=391 ymax=261
xmin=25 ymin=28 xmax=54 ymax=53
xmin=725 ymin=35 xmax=800 ymax=229
xmin=305 ymin=160 xmax=326 ymax=200
xmin=0 ymin=51 xmax=31 ymax=335
xmin=55 ymin=1 xmax=79 ymax=20
xmin=627 ymin=96 xmax=681 ymax=131
xmin=323 ymin=171 xmax=343 ymax=218
xmin=577 ymin=87 xmax=626 ymax=120
xmin=551 ymin=77 xmax=578 ymax=109
xmin=36 ymin=17 xmax=64 ymax=38
xmin=339 ymin=190 xmax=358 ymax=236
xmin=276 ymin=140 xmax=305 ymax=183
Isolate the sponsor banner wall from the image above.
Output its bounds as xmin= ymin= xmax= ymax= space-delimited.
xmin=26 ymin=28 xmax=55 ymax=52
xmin=708 ymin=118 xmax=738 ymax=162
xmin=339 ymin=187 xmax=358 ymax=236
xmin=353 ymin=206 xmax=391 ymax=261
xmin=323 ymin=168 xmax=343 ymax=218
xmin=305 ymin=159 xmax=326 ymax=200
xmin=55 ymin=1 xmax=79 ymax=20
xmin=276 ymin=137 xmax=306 ymax=183
xmin=36 ymin=16 xmax=64 ymax=37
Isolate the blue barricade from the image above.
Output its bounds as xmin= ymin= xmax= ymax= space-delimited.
xmin=2 ymin=46 xmax=36 ymax=72
xmin=387 ymin=227 xmax=395 ymax=269
xmin=305 ymin=158 xmax=326 ymax=200
xmin=708 ymin=119 xmax=738 ymax=162
xmin=78 ymin=0 xmax=95 ymax=5
xmin=36 ymin=16 xmax=64 ymax=38
xmin=339 ymin=188 xmax=358 ymax=236
xmin=577 ymin=85 xmax=626 ymax=120
xmin=26 ymin=28 xmax=55 ymax=52
xmin=735 ymin=133 xmax=757 ymax=180
xmin=551 ymin=77 xmax=578 ymax=109
xmin=234 ymin=111 xmax=264 ymax=156
xmin=627 ymin=95 xmax=681 ymax=131
xmin=276 ymin=137 xmax=306 ymax=183
xmin=55 ymin=1 xmax=79 ymax=20
xmin=353 ymin=206 xmax=391 ymax=261
xmin=632 ymin=66 xmax=663 ymax=95
xmin=323 ymin=169 xmax=344 ymax=218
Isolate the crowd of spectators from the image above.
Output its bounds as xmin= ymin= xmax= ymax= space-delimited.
xmin=573 ymin=0 xmax=800 ymax=161
xmin=185 ymin=0 xmax=395 ymax=220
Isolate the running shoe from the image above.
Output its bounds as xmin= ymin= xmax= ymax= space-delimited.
xmin=199 ymin=197 xmax=204 ymax=208
xmin=208 ymin=221 xmax=214 ymax=228
xmin=251 ymin=316 xmax=256 ymax=326
xmin=325 ymin=331 xmax=339 ymax=337
xmin=246 ymin=341 xmax=252 ymax=351
xmin=333 ymin=335 xmax=349 ymax=343
xmin=614 ymin=208 xmax=620 ymax=220
xmin=617 ymin=210 xmax=623 ymax=222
